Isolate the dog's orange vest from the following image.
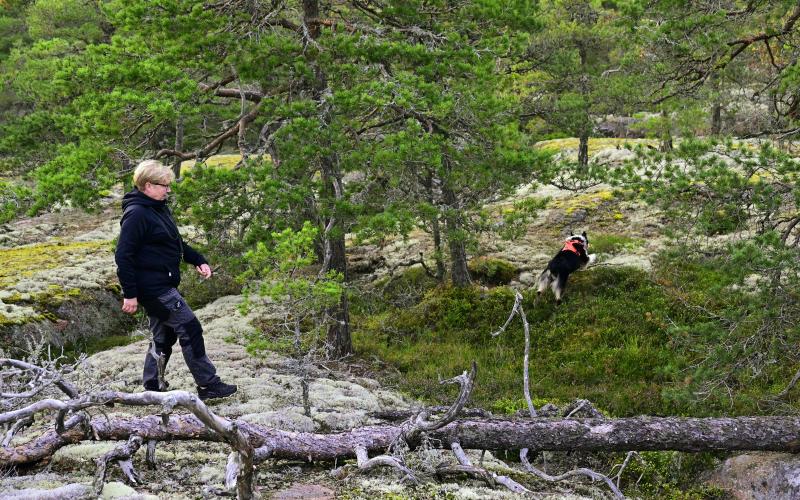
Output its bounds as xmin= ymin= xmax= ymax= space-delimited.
xmin=562 ymin=239 xmax=584 ymax=255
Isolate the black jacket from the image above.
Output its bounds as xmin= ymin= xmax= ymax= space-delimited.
xmin=115 ymin=188 xmax=207 ymax=300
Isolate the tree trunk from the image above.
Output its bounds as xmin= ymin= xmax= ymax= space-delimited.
xmin=172 ymin=116 xmax=184 ymax=178
xmin=577 ymin=44 xmax=590 ymax=170
xmin=325 ymin=230 xmax=352 ymax=358
xmin=442 ymin=183 xmax=470 ymax=287
xmin=660 ymin=109 xmax=673 ymax=153
xmin=432 ymin=216 xmax=446 ymax=282
xmin=7 ymin=414 xmax=800 ymax=467
xmin=577 ymin=131 xmax=589 ymax=168
xmin=711 ymin=74 xmax=722 ymax=136
xmin=302 ymin=0 xmax=352 ymax=358
xmin=423 ymin=171 xmax=446 ymax=282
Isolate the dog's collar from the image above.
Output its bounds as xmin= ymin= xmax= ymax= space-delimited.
xmin=562 ymin=239 xmax=584 ymax=255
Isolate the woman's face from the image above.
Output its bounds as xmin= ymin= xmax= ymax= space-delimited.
xmin=142 ymin=180 xmax=172 ymax=201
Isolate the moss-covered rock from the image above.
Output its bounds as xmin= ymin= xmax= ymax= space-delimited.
xmin=468 ymin=257 xmax=518 ymax=286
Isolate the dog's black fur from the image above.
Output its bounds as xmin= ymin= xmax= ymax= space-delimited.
xmin=537 ymin=231 xmax=595 ymax=305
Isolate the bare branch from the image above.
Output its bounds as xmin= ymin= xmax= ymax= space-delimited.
xmin=490 ymin=292 xmax=537 ymax=417
xmin=94 ymin=435 xmax=144 ymax=494
xmin=437 ymin=442 xmax=530 ymax=494
xmin=402 ymin=362 xmax=476 ymax=441
xmin=0 ymin=357 xmax=79 ymax=398
xmin=520 ymin=448 xmax=624 ymax=499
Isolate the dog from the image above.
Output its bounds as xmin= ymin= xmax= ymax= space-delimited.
xmin=537 ymin=231 xmax=596 ymax=305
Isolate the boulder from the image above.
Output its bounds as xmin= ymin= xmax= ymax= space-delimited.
xmin=706 ymin=452 xmax=800 ymax=500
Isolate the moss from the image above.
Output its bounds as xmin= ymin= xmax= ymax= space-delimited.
xmin=101 ymin=481 xmax=137 ymax=499
xmin=0 ymin=240 xmax=110 ymax=289
xmin=535 ymin=137 xmax=658 ymax=155
xmin=179 ymin=154 xmax=244 ymax=174
xmin=548 ymin=189 xmax=616 ymax=215
xmin=590 ymin=233 xmax=645 ymax=254
xmin=467 ymin=257 xmax=517 ymax=286
xmin=353 ymin=267 xmax=717 ymax=416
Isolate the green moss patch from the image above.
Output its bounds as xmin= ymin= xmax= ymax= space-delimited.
xmin=590 ymin=233 xmax=645 ymax=255
xmin=354 ymin=270 xmax=681 ymax=416
xmin=468 ymin=257 xmax=518 ymax=286
xmin=179 ymin=154 xmax=245 ymax=174
xmin=357 ymin=243 xmax=800 ymax=419
xmin=535 ymin=137 xmax=657 ymax=155
xmin=0 ymin=240 xmax=110 ymax=288
xmin=548 ymin=189 xmax=616 ymax=215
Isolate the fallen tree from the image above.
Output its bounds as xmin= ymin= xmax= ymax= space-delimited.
xmin=6 ymin=410 xmax=800 ymax=468
xmin=4 ymin=358 xmax=800 ymax=499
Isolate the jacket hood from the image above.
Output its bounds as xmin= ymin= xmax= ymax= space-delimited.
xmin=122 ymin=188 xmax=166 ymax=211
xmin=121 ymin=188 xmax=167 ymax=226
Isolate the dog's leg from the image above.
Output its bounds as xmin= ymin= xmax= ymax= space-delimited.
xmin=552 ymin=273 xmax=568 ymax=305
xmin=588 ymin=253 xmax=597 ymax=265
xmin=537 ymin=269 xmax=553 ymax=296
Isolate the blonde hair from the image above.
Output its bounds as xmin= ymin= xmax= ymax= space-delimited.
xmin=133 ymin=160 xmax=175 ymax=190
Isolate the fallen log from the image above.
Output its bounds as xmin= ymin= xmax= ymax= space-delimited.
xmin=5 ymin=413 xmax=800 ymax=467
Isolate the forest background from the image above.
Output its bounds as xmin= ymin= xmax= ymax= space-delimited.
xmin=3 ymin=1 xmax=800 ymax=497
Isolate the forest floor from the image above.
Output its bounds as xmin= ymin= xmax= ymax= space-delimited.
xmin=2 ymin=139 xmax=796 ymax=498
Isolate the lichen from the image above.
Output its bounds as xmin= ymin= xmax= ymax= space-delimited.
xmin=52 ymin=441 xmax=120 ymax=466
xmin=180 ymin=154 xmax=245 ymax=173
xmin=548 ymin=189 xmax=616 ymax=214
xmin=535 ymin=137 xmax=657 ymax=155
xmin=0 ymin=240 xmax=111 ymax=288
xmin=0 ymin=239 xmax=115 ymax=326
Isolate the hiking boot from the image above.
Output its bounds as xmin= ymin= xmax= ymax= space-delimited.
xmin=198 ymin=381 xmax=237 ymax=401
xmin=143 ymin=381 xmax=170 ymax=392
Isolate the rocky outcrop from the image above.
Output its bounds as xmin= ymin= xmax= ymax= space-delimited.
xmin=706 ymin=452 xmax=800 ymax=499
xmin=0 ymin=201 xmax=135 ymax=355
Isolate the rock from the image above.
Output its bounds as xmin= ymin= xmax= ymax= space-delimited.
xmin=594 ymin=115 xmax=647 ymax=138
xmin=518 ymin=271 xmax=536 ymax=286
xmin=705 ymin=452 xmax=800 ymax=499
xmin=591 ymin=147 xmax=636 ymax=166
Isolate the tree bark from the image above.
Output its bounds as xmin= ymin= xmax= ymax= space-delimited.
xmin=660 ymin=109 xmax=673 ymax=153
xmin=442 ymin=154 xmax=472 ymax=287
xmin=6 ymin=414 xmax=800 ymax=467
xmin=578 ymin=131 xmax=589 ymax=169
xmin=423 ymin=171 xmax=446 ymax=282
xmin=172 ymin=116 xmax=184 ymax=178
xmin=441 ymin=181 xmax=470 ymax=287
xmin=711 ymin=74 xmax=722 ymax=136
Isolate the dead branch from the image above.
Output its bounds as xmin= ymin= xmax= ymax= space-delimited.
xmin=520 ymin=449 xmax=624 ymax=499
xmin=93 ymin=435 xmax=143 ymax=494
xmin=437 ymin=442 xmax=530 ymax=495
xmin=339 ymin=445 xmax=419 ymax=484
xmin=491 ymin=291 xmax=537 ymax=417
xmin=6 ymin=407 xmax=800 ymax=468
xmin=400 ymin=362 xmax=476 ymax=443
xmin=370 ymin=406 xmax=492 ymax=421
xmin=7 ymin=360 xmax=800 ymax=498
xmin=0 ymin=357 xmax=79 ymax=399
